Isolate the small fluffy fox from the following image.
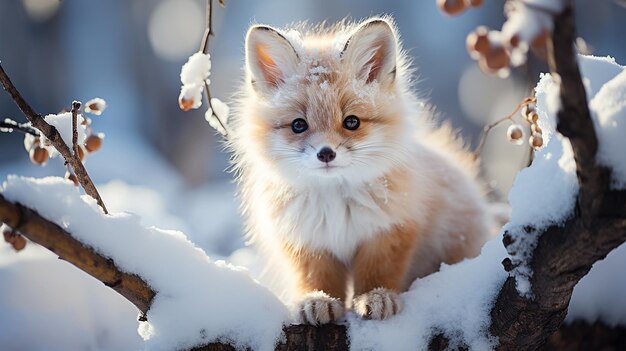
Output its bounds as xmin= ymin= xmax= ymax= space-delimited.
xmin=229 ymin=17 xmax=492 ymax=324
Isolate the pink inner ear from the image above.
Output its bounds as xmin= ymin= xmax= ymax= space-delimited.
xmin=255 ymin=43 xmax=283 ymax=87
xmin=362 ymin=42 xmax=386 ymax=83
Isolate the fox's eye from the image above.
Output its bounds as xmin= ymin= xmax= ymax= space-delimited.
xmin=291 ymin=118 xmax=308 ymax=134
xmin=343 ymin=115 xmax=360 ymax=131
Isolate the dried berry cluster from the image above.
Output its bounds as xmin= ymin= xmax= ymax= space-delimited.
xmin=506 ymin=97 xmax=544 ymax=149
xmin=23 ymin=98 xmax=107 ymax=185
xmin=440 ymin=0 xmax=561 ymax=75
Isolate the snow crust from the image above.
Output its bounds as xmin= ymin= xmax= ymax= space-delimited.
xmin=1 ymin=176 xmax=288 ymax=351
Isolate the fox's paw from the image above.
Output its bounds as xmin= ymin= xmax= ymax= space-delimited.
xmin=295 ymin=291 xmax=345 ymax=325
xmin=354 ymin=287 xmax=403 ymax=320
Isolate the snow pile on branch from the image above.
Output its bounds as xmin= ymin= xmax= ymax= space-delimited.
xmin=178 ymin=52 xmax=211 ymax=111
xmin=178 ymin=52 xmax=230 ymax=136
xmin=23 ymin=112 xmax=88 ymax=159
xmin=503 ymin=54 xmax=626 ymax=296
xmin=0 ymin=176 xmax=288 ymax=351
xmin=348 ymin=238 xmax=508 ymax=350
xmin=206 ymin=97 xmax=230 ymax=136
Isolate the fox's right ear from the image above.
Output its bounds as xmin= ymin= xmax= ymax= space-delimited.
xmin=245 ymin=25 xmax=300 ymax=94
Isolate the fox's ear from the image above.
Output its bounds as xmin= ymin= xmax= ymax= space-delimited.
xmin=341 ymin=19 xmax=397 ymax=85
xmin=245 ymin=25 xmax=300 ymax=93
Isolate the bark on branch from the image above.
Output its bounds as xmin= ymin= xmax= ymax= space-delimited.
xmin=0 ymin=193 xmax=351 ymax=350
xmin=489 ymin=4 xmax=626 ymax=350
xmin=0 ymin=194 xmax=153 ymax=313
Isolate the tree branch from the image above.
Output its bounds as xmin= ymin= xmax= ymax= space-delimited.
xmin=0 ymin=192 xmax=352 ymax=350
xmin=0 ymin=118 xmax=40 ymax=136
xmin=0 ymin=194 xmax=153 ymax=313
xmin=0 ymin=63 xmax=108 ymax=213
xmin=489 ymin=4 xmax=626 ymax=350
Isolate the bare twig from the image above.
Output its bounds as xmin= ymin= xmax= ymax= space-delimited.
xmin=71 ymin=101 xmax=81 ymax=160
xmin=0 ymin=63 xmax=108 ymax=214
xmin=200 ymin=0 xmax=229 ymax=137
xmin=473 ymin=97 xmax=536 ymax=160
xmin=0 ymin=118 xmax=40 ymax=136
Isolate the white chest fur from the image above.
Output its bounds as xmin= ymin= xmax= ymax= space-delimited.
xmin=268 ymin=178 xmax=404 ymax=262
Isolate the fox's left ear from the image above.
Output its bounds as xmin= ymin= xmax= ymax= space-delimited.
xmin=341 ymin=19 xmax=397 ymax=85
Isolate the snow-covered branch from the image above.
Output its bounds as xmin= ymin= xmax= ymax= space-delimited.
xmin=490 ymin=4 xmax=626 ymax=350
xmin=0 ymin=194 xmax=154 ymax=314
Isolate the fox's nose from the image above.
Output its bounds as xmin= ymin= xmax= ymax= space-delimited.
xmin=317 ymin=147 xmax=336 ymax=163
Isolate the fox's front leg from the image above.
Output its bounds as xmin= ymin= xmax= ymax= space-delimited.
xmin=284 ymin=244 xmax=348 ymax=325
xmin=352 ymin=222 xmax=418 ymax=320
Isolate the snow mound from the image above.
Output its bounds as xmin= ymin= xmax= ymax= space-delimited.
xmin=1 ymin=176 xmax=288 ymax=351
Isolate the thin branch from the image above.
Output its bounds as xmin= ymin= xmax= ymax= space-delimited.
xmin=199 ymin=0 xmax=229 ymax=138
xmin=0 ymin=63 xmax=108 ymax=214
xmin=473 ymin=97 xmax=536 ymax=160
xmin=0 ymin=118 xmax=40 ymax=136
xmin=71 ymin=101 xmax=81 ymax=160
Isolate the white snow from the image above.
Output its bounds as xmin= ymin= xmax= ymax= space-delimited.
xmin=180 ymin=52 xmax=211 ymax=86
xmin=37 ymin=112 xmax=87 ymax=157
xmin=178 ymin=52 xmax=211 ymax=111
xmin=0 ymin=244 xmax=143 ymax=351
xmin=348 ymin=238 xmax=508 ymax=350
xmin=503 ymin=54 xmax=626 ymax=296
xmin=179 ymin=51 xmax=230 ymax=135
xmin=206 ymin=97 xmax=230 ymax=136
xmin=589 ymin=67 xmax=626 ymax=189
xmin=1 ymin=176 xmax=288 ymax=351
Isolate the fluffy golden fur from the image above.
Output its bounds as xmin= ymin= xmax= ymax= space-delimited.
xmin=228 ymin=16 xmax=492 ymax=324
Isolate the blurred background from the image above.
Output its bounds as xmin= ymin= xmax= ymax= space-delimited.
xmin=1 ymin=1 xmax=625 ymax=349
xmin=0 ymin=0 xmax=625 ymax=282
